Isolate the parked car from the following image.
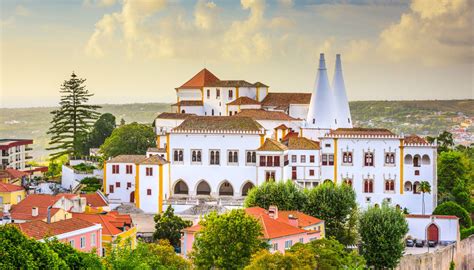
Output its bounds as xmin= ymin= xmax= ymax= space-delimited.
xmin=415 ymin=239 xmax=424 ymax=247
xmin=406 ymin=239 xmax=414 ymax=247
xmin=428 ymin=240 xmax=437 ymax=247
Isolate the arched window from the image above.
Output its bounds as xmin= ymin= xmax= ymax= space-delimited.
xmin=413 ymin=155 xmax=421 ymax=167
xmin=210 ymin=151 xmax=215 ymax=164
xmin=215 ymin=151 xmax=220 ymax=165
xmin=212 ymin=109 xmax=215 ymax=116
xmin=413 ymin=181 xmax=421 ymax=194
xmin=228 ymin=151 xmax=233 ymax=163
xmin=241 ymin=182 xmax=255 ymax=196
xmin=181 ymin=110 xmax=186 ymax=113
xmin=252 ymin=152 xmax=256 ymax=163
xmin=196 ymin=181 xmax=211 ymax=195
xmin=174 ymin=180 xmax=189 ymax=195
xmin=364 ymin=179 xmax=374 ymax=193
xmin=173 ymin=150 xmax=178 ymax=161
xmin=192 ymin=151 xmax=197 ymax=162
xmin=219 ymin=181 xmax=234 ymax=196
xmin=247 ymin=152 xmax=252 ymax=163
xmin=404 ymin=154 xmax=413 ymax=165
xmin=342 ymin=152 xmax=353 ymax=164
xmin=233 ymin=152 xmax=238 ymax=163
xmin=404 ymin=181 xmax=413 ymax=192
xmin=385 ymin=180 xmax=395 ymax=192
xmin=197 ymin=151 xmax=201 ymax=162
xmin=422 ymin=154 xmax=430 ymax=165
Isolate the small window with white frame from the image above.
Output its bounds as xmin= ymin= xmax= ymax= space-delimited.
xmin=228 ymin=150 xmax=239 ymax=165
xmin=70 ymin=240 xmax=75 ymax=247
xmin=191 ymin=149 xmax=202 ymax=164
xmin=342 ymin=151 xmax=353 ymax=165
xmin=284 ymin=240 xmax=293 ymax=249
xmin=246 ymin=151 xmax=256 ymax=165
xmin=210 ymin=150 xmax=220 ymax=165
xmin=385 ymin=152 xmax=396 ymax=165
xmin=91 ymin=233 xmax=96 ymax=247
xmin=80 ymin=236 xmax=86 ymax=249
xmin=173 ymin=149 xmax=184 ymax=163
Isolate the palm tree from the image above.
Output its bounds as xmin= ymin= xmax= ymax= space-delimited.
xmin=419 ymin=181 xmax=431 ymax=215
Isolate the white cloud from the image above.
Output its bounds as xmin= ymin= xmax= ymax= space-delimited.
xmin=194 ymin=0 xmax=218 ymax=31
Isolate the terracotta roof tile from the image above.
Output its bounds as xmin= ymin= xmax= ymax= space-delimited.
xmin=233 ymin=109 xmax=297 ymax=121
xmin=253 ymin=82 xmax=268 ymax=87
xmin=73 ymin=212 xmax=133 ymax=236
xmin=147 ymin=147 xmax=166 ymax=152
xmin=208 ymin=80 xmax=255 ymax=87
xmin=8 ymin=194 xmax=68 ymax=221
xmin=80 ymin=192 xmax=108 ymax=208
xmin=274 ymin=124 xmax=289 ymax=130
xmin=182 ymin=224 xmax=201 ymax=233
xmin=282 ymin=131 xmax=299 ymax=141
xmin=174 ymin=116 xmax=263 ymax=132
xmin=107 ymin=155 xmax=146 ymax=164
xmin=329 ymin=128 xmax=395 ymax=136
xmin=4 ymin=168 xmax=29 ymax=179
xmin=245 ymin=207 xmax=308 ymax=239
xmin=156 ymin=112 xmax=196 ymax=119
xmin=278 ymin=211 xmax=323 ymax=227
xmin=404 ymin=134 xmax=428 ymax=144
xmin=261 ymin=93 xmax=311 ymax=107
xmin=0 ymin=182 xmax=24 ymax=192
xmin=227 ymin=97 xmax=260 ymax=106
xmin=14 ymin=218 xmax=98 ymax=240
xmin=178 ymin=68 xmax=220 ymax=89
xmin=284 ymin=137 xmax=320 ymax=150
xmin=406 ymin=214 xmax=458 ymax=220
xmin=171 ymin=100 xmax=203 ymax=107
xmin=139 ymin=155 xmax=168 ymax=165
xmin=258 ymin=138 xmax=288 ymax=151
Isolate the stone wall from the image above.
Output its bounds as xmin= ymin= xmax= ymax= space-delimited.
xmin=397 ymin=235 xmax=474 ymax=270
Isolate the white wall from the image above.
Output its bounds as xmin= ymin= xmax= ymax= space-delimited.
xmin=138 ymin=164 xmax=170 ymax=214
xmin=105 ymin=163 xmax=137 ymax=203
xmin=177 ymin=89 xmax=202 ymax=101
xmin=406 ymin=216 xmax=459 ymax=243
xmin=289 ymin=104 xmax=309 ymax=120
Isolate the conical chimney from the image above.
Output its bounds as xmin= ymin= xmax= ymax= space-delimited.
xmin=332 ymin=54 xmax=352 ymax=128
xmin=306 ymin=53 xmax=336 ymax=129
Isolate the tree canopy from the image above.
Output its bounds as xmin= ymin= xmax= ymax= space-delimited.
xmin=244 ymin=180 xmax=307 ymax=210
xmin=100 ymin=122 xmax=156 ymax=158
xmin=244 ymin=249 xmax=315 ymax=270
xmin=190 ymin=210 xmax=264 ymax=269
xmin=47 ymin=72 xmax=100 ymax=159
xmin=433 ymin=201 xmax=472 ymax=229
xmin=359 ymin=203 xmax=408 ymax=269
xmin=153 ymin=205 xmax=192 ymax=247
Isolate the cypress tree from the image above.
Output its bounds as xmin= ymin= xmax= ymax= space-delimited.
xmin=47 ymin=72 xmax=100 ymax=159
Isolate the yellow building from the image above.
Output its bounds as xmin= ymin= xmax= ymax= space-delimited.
xmin=0 ymin=182 xmax=26 ymax=209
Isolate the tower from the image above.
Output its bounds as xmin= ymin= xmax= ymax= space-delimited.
xmin=306 ymin=53 xmax=336 ymax=129
xmin=332 ymin=54 xmax=352 ymax=128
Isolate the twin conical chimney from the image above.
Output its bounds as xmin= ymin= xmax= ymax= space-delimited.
xmin=306 ymin=53 xmax=337 ymax=129
xmin=333 ymin=54 xmax=352 ymax=128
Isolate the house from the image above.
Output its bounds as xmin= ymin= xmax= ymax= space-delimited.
xmin=180 ymin=206 xmax=324 ymax=256
xmin=80 ymin=190 xmax=110 ymax=213
xmin=73 ymin=211 xmax=137 ymax=256
xmin=0 ymin=182 xmax=26 ymax=210
xmin=406 ymin=214 xmax=459 ymax=245
xmin=0 ymin=139 xmax=33 ymax=170
xmin=13 ymin=217 xmax=102 ymax=256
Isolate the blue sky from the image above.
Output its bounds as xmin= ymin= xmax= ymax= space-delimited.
xmin=1 ymin=0 xmax=472 ymax=107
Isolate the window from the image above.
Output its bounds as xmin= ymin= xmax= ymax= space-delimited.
xmin=363 ymin=179 xmax=374 ymax=193
xmin=385 ymin=180 xmax=395 ymax=192
xmin=70 ymin=240 xmax=75 ymax=247
xmin=146 ymin=167 xmax=153 ymax=176
xmin=265 ymin=171 xmax=275 ymax=182
xmin=285 ymin=240 xmax=293 ymax=249
xmin=300 ymin=155 xmax=306 ymax=163
xmin=17 ymin=195 xmax=22 ymax=202
xmin=112 ymin=165 xmax=119 ymax=174
xmin=365 ymin=197 xmax=371 ymax=203
xmin=274 ymin=156 xmax=280 ymax=166
xmin=127 ymin=182 xmax=132 ymax=189
xmin=192 ymin=150 xmax=202 ymax=163
xmin=299 ymin=238 xmax=304 ymax=243
xmin=126 ymin=165 xmax=133 ymax=174
xmin=291 ymin=155 xmax=297 ymax=163
xmin=413 ymin=182 xmax=421 ymax=194
xmin=216 ymin=89 xmax=220 ymax=99
xmin=310 ymin=155 xmax=315 ymax=163
xmin=173 ymin=149 xmax=183 ymax=163
xmin=273 ymin=243 xmax=278 ymax=251
xmin=115 ymin=182 xmax=120 ymax=188
xmin=211 ymin=109 xmax=215 ymax=116
xmin=322 ymin=154 xmax=328 ymax=165
xmin=325 ymin=143 xmax=331 ymax=148
xmin=228 ymin=90 xmax=233 ymax=99
xmin=210 ymin=150 xmax=220 ymax=165
xmin=309 ymin=169 xmax=315 ymax=176
xmin=80 ymin=236 xmax=86 ymax=249
xmin=328 ymin=154 xmax=334 ymax=165
xmin=404 ymin=181 xmax=413 ymax=192
xmin=343 ymin=178 xmax=352 ymax=187
xmin=364 ymin=152 xmax=374 ymax=166
xmin=292 ymin=166 xmax=297 ymax=180
xmin=207 ymin=89 xmax=210 ymax=98
xmin=342 ymin=152 xmax=353 ymax=164
xmin=91 ymin=233 xmax=96 ymax=247
xmin=246 ymin=151 xmax=256 ymax=164
xmin=260 ymin=156 xmax=266 ymax=166
xmin=109 ymin=185 xmax=114 ymax=193
xmin=228 ymin=150 xmax=238 ymax=164
xmin=385 ymin=152 xmax=395 ymax=165
xmin=284 ymin=155 xmax=289 ymax=166
xmin=266 ymin=156 xmax=273 ymax=167
xmin=413 ymin=155 xmax=421 ymax=167
xmin=147 ymin=189 xmax=152 ymax=195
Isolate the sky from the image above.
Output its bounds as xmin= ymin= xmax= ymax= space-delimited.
xmin=0 ymin=0 xmax=473 ymax=108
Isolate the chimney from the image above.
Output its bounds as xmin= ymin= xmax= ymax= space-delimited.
xmin=268 ymin=205 xmax=278 ymax=219
xmin=32 ymin=207 xmax=38 ymax=217
xmin=47 ymin=206 xmax=52 ymax=224
xmin=288 ymin=214 xmax=299 ymax=228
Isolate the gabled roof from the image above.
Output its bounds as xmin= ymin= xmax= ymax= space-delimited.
xmin=227 ymin=96 xmax=260 ymax=106
xmin=13 ymin=218 xmax=98 ymax=240
xmin=284 ymin=137 xmax=320 ymax=150
xmin=182 ymin=224 xmax=202 ymax=233
xmin=233 ymin=109 xmax=297 ymax=121
xmin=73 ymin=212 xmax=133 ymax=236
xmin=404 ymin=134 xmax=428 ymax=144
xmin=258 ymin=138 xmax=288 ymax=151
xmin=177 ymin=68 xmax=220 ymax=89
xmin=139 ymin=155 xmax=168 ymax=165
xmin=261 ymin=93 xmax=311 ymax=107
xmin=329 ymin=128 xmax=395 ymax=136
xmin=156 ymin=112 xmax=196 ymax=120
xmin=274 ymin=124 xmax=289 ymax=130
xmin=107 ymin=155 xmax=146 ymax=164
xmin=0 ymin=182 xmax=24 ymax=192
xmin=282 ymin=131 xmax=299 ymax=141
xmin=173 ymin=116 xmax=263 ymax=132
xmin=171 ymin=100 xmax=204 ymax=107
xmin=80 ymin=192 xmax=108 ymax=208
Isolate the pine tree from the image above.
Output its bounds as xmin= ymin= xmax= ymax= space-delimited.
xmin=47 ymin=72 xmax=100 ymax=160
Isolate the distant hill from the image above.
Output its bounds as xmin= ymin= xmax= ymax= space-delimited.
xmin=0 ymin=100 xmax=472 ymax=161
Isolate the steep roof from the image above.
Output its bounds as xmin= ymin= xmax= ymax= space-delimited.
xmin=107 ymin=155 xmax=146 ymax=164
xmin=227 ymin=96 xmax=260 ymax=106
xmin=284 ymin=137 xmax=320 ymax=150
xmin=274 ymin=124 xmax=289 ymax=130
xmin=404 ymin=134 xmax=428 ymax=144
xmin=173 ymin=116 xmax=263 ymax=132
xmin=261 ymin=93 xmax=311 ymax=107
xmin=156 ymin=112 xmax=196 ymax=119
xmin=0 ymin=182 xmax=24 ymax=192
xmin=14 ymin=218 xmax=98 ymax=240
xmin=282 ymin=131 xmax=299 ymax=141
xmin=258 ymin=138 xmax=288 ymax=151
xmin=172 ymin=100 xmax=204 ymax=107
xmin=329 ymin=128 xmax=395 ymax=136
xmin=178 ymin=68 xmax=220 ymax=89
xmin=233 ymin=109 xmax=297 ymax=121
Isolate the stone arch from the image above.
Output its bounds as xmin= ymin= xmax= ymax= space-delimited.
xmin=173 ymin=180 xmax=189 ymax=195
xmin=241 ymin=181 xmax=255 ymax=196
xmin=404 ymin=154 xmax=413 ymax=165
xmin=422 ymin=154 xmax=430 ymax=165
xmin=218 ymin=180 xmax=234 ymax=196
xmin=404 ymin=181 xmax=413 ymax=192
xmin=196 ymin=180 xmax=211 ymax=195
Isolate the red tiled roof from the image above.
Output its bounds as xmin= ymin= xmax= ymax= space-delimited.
xmin=274 ymin=124 xmax=289 ymax=130
xmin=174 ymin=116 xmax=263 ymax=132
xmin=234 ymin=109 xmax=297 ymax=121
xmin=0 ymin=139 xmax=33 ymax=150
xmin=329 ymin=128 xmax=395 ymax=136
xmin=178 ymin=68 xmax=220 ymax=89
xmin=261 ymin=93 xmax=311 ymax=107
xmin=13 ymin=218 xmax=98 ymax=240
xmin=284 ymin=137 xmax=320 ymax=150
xmin=182 ymin=224 xmax=201 ymax=233
xmin=245 ymin=207 xmax=307 ymax=239
xmin=172 ymin=100 xmax=204 ymax=107
xmin=278 ymin=211 xmax=323 ymax=227
xmin=80 ymin=192 xmax=108 ymax=208
xmin=156 ymin=112 xmax=196 ymax=119
xmin=73 ymin=212 xmax=133 ymax=236
xmin=258 ymin=138 xmax=288 ymax=151
xmin=5 ymin=168 xmax=29 ymax=179
xmin=9 ymin=194 xmax=64 ymax=221
xmin=227 ymin=96 xmax=260 ymax=106
xmin=282 ymin=131 xmax=299 ymax=141
xmin=404 ymin=134 xmax=428 ymax=144
xmin=0 ymin=182 xmax=24 ymax=192
xmin=406 ymin=214 xmax=458 ymax=220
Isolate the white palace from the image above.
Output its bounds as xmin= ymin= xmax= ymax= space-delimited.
xmin=103 ymin=54 xmax=437 ymax=215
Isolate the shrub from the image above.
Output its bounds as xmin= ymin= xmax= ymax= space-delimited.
xmin=433 ymin=201 xmax=472 ymax=229
xmin=460 ymin=226 xmax=474 ymax=240
xmin=73 ymin=163 xmax=96 ymax=173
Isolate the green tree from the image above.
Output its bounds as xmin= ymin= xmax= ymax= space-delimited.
xmin=153 ymin=205 xmax=192 ymax=247
xmin=244 ymin=180 xmax=307 ymax=211
xmin=100 ymin=122 xmax=156 ymax=158
xmin=88 ymin=113 xmax=116 ymax=149
xmin=359 ymin=203 xmax=408 ymax=269
xmin=47 ymin=72 xmax=100 ymax=159
xmin=289 ymin=239 xmax=365 ymax=270
xmin=244 ymin=249 xmax=315 ymax=270
xmin=304 ymin=182 xmax=358 ymax=246
xmin=427 ymin=131 xmax=454 ymax=153
xmin=437 ymin=151 xmax=469 ymax=195
xmin=419 ymin=181 xmax=431 ymax=215
xmin=452 ymin=180 xmax=472 ymax=212
xmin=191 ymin=210 xmax=264 ymax=269
xmin=46 ymin=239 xmax=103 ymax=269
xmin=433 ymin=201 xmax=472 ymax=229
xmin=44 ymin=155 xmax=68 ymax=179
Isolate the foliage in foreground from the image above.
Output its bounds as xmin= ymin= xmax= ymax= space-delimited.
xmin=244 ymin=249 xmax=315 ymax=270
xmin=433 ymin=201 xmax=472 ymax=229
xmin=244 ymin=180 xmax=307 ymax=210
xmin=460 ymin=226 xmax=474 ymax=240
xmin=359 ymin=203 xmax=408 ymax=269
xmin=190 ymin=209 xmax=264 ymax=270
xmin=153 ymin=205 xmax=192 ymax=247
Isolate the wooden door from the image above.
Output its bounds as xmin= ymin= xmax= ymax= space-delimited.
xmin=427 ymin=224 xmax=439 ymax=242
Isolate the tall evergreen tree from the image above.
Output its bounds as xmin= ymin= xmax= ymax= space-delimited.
xmin=47 ymin=72 xmax=100 ymax=159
